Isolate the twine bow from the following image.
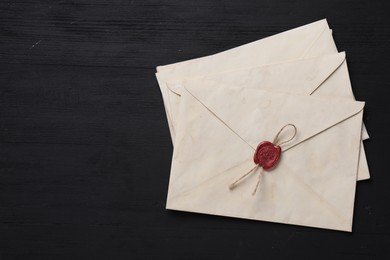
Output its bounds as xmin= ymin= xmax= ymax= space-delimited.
xmin=229 ymin=124 xmax=297 ymax=195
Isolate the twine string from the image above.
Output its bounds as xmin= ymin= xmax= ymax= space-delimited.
xmin=272 ymin=123 xmax=297 ymax=146
xmin=251 ymin=169 xmax=264 ymax=195
xmin=229 ymin=165 xmax=258 ymax=190
xmin=228 ymin=123 xmax=297 ymax=196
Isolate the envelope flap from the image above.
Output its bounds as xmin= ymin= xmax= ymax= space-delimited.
xmin=167 ymin=81 xmax=183 ymax=96
xmin=184 ymin=81 xmax=364 ymax=151
xmin=177 ymin=52 xmax=346 ymax=97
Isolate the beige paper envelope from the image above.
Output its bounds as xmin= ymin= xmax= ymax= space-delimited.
xmin=167 ymin=81 xmax=364 ymax=232
xmin=156 ymin=19 xmax=370 ymax=142
xmin=167 ymin=52 xmax=370 ymax=181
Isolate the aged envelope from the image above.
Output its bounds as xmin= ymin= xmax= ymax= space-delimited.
xmin=167 ymin=81 xmax=364 ymax=232
xmin=167 ymin=52 xmax=370 ymax=181
xmin=156 ymin=19 xmax=369 ymax=143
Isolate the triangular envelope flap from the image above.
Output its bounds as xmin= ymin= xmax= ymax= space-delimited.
xmin=166 ymin=81 xmax=184 ymax=96
xmin=180 ymin=52 xmax=346 ymax=96
xmin=185 ymin=81 xmax=364 ymax=151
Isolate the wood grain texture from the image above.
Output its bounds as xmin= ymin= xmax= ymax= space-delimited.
xmin=0 ymin=0 xmax=389 ymax=259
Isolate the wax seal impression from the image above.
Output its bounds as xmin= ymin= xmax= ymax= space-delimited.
xmin=253 ymin=141 xmax=281 ymax=170
xmin=229 ymin=124 xmax=296 ymax=195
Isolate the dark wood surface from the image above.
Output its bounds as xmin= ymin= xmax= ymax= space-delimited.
xmin=1 ymin=0 xmax=389 ymax=259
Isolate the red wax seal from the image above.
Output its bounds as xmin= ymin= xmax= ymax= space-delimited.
xmin=253 ymin=141 xmax=281 ymax=170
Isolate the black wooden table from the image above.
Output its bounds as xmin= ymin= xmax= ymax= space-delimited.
xmin=1 ymin=0 xmax=389 ymax=259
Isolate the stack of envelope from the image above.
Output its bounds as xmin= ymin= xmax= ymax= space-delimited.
xmin=155 ymin=19 xmax=369 ymax=232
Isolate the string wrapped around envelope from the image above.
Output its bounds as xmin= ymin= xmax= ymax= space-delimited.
xmin=229 ymin=124 xmax=297 ymax=195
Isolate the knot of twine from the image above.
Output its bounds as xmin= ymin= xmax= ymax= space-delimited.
xmin=229 ymin=124 xmax=297 ymax=195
